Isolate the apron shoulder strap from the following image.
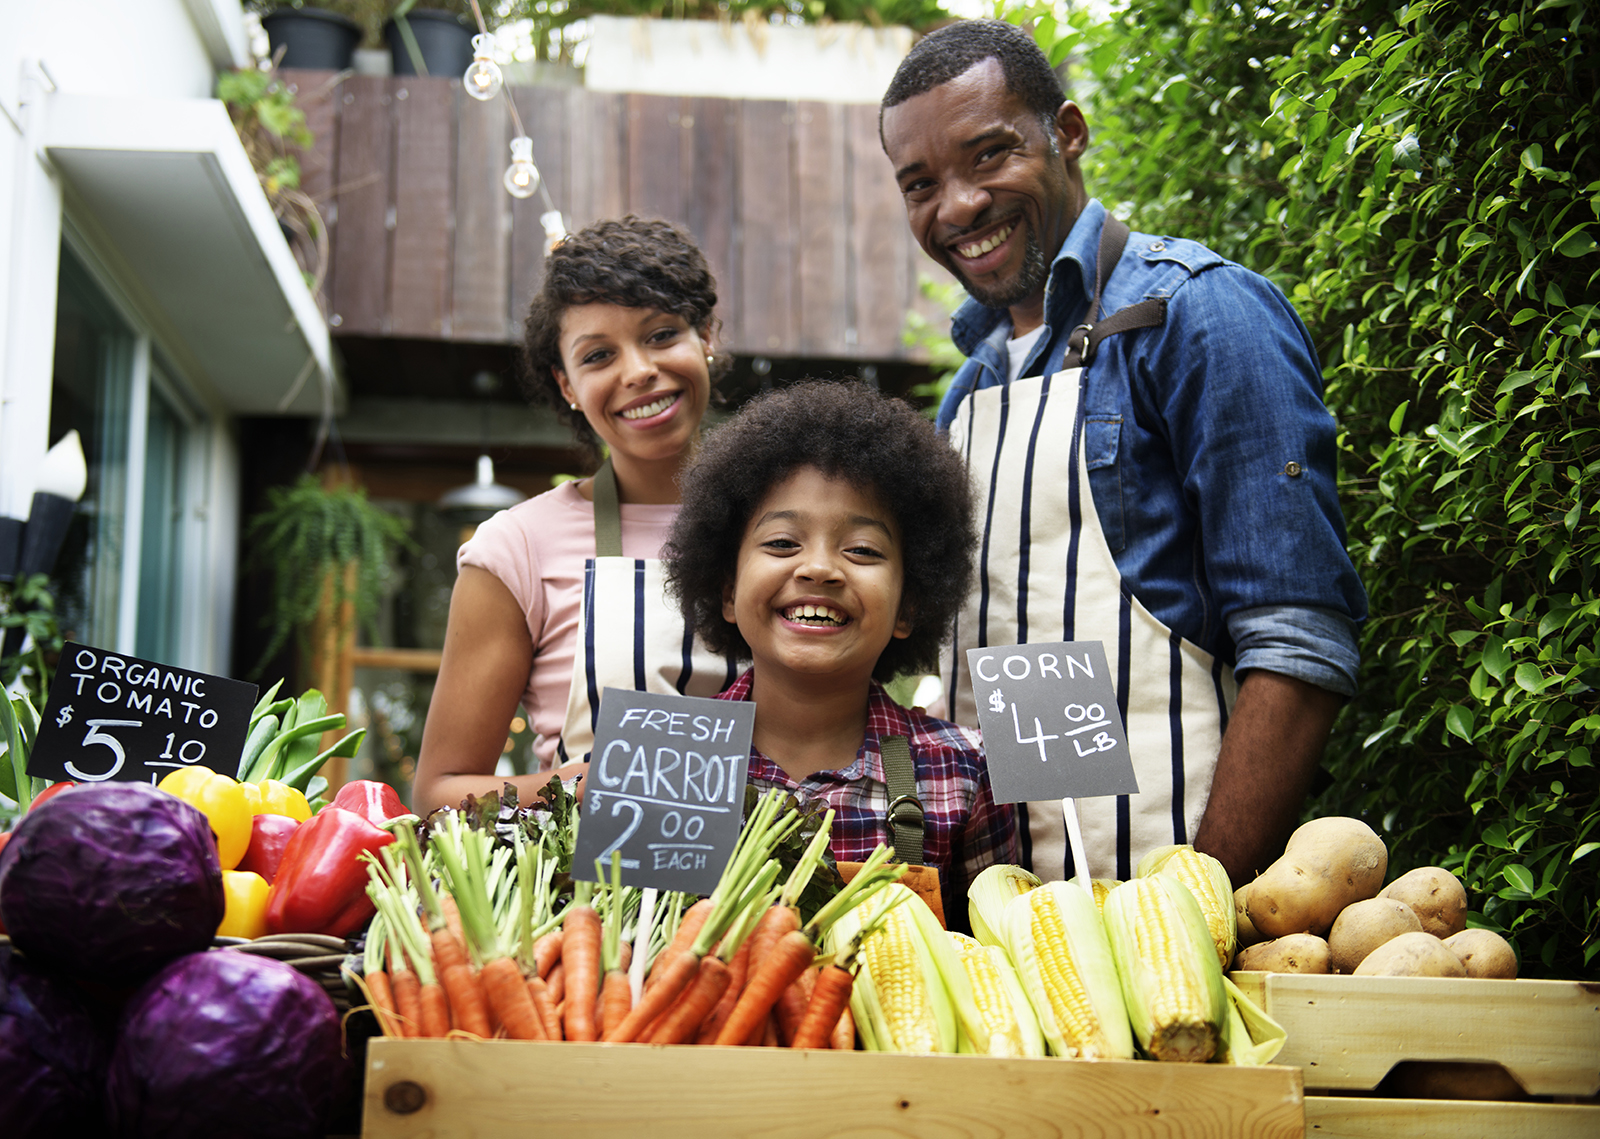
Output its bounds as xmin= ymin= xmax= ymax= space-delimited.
xmin=1064 ymin=214 xmax=1170 ymax=369
xmin=880 ymin=734 xmax=925 ymax=865
xmin=591 ymin=458 xmax=623 ymax=558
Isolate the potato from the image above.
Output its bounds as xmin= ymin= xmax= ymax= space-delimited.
xmin=1234 ymin=933 xmax=1330 ymax=974
xmin=1327 ymin=896 xmax=1423 ymax=973
xmin=1444 ymin=928 xmax=1518 ymax=979
xmin=1234 ymin=882 xmax=1266 ymax=948
xmin=1246 ymin=816 xmax=1388 ymax=938
xmin=1381 ymin=866 xmax=1468 ymax=939
xmin=1352 ymin=931 xmax=1466 ymax=977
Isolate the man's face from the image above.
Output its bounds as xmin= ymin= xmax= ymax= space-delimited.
xmin=882 ymin=59 xmax=1085 ymax=317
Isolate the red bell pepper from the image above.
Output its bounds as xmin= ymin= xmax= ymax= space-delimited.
xmin=330 ymin=779 xmax=408 ymax=827
xmin=264 ymin=806 xmax=394 ymax=937
xmin=237 ymin=813 xmax=302 ymax=885
xmin=29 ymin=781 xmax=77 ymax=811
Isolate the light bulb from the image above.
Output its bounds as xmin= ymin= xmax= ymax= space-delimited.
xmin=541 ymin=209 xmax=568 ymax=255
xmin=464 ymin=34 xmax=503 ymax=101
xmin=504 ymin=136 xmax=540 ymax=199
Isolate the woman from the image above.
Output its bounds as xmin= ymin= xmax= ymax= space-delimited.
xmin=413 ymin=217 xmax=736 ymax=814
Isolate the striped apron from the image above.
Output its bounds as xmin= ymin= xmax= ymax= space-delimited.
xmin=945 ymin=367 xmax=1237 ymax=882
xmin=556 ymin=467 xmax=734 ymax=764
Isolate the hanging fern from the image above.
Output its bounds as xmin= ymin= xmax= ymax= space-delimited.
xmin=245 ymin=475 xmax=412 ymax=677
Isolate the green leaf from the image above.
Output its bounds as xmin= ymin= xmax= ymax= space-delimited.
xmin=1502 ymin=864 xmax=1535 ymax=894
xmin=1393 ymin=134 xmax=1422 ymax=170
xmin=1520 ymin=144 xmax=1544 ymax=171
xmin=1388 ymin=400 xmax=1409 ymax=433
xmin=1481 ymin=635 xmax=1512 ymax=681
xmin=1445 ymin=704 xmax=1477 ymax=742
xmin=1572 ymin=843 xmax=1600 ymax=863
xmin=1557 ymin=232 xmax=1597 ymax=258
xmin=1514 ymin=663 xmax=1546 ymax=693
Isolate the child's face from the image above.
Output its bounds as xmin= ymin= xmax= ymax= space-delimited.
xmin=723 ymin=466 xmax=912 ymax=687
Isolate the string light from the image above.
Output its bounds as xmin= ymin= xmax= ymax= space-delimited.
xmin=541 ymin=209 xmax=568 ymax=255
xmin=463 ymin=34 xmax=503 ymax=101
xmin=504 ymin=136 xmax=540 ymax=199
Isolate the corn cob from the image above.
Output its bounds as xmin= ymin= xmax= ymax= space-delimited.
xmin=948 ymin=932 xmax=1045 ymax=1058
xmin=827 ymin=883 xmax=988 ymax=1054
xmin=1136 ymin=844 xmax=1237 ymax=968
xmin=966 ymin=863 xmax=1041 ymax=948
xmin=1090 ymin=879 xmax=1119 ymax=912
xmin=1101 ymin=876 xmax=1225 ymax=1063
xmin=1003 ymin=881 xmax=1133 ymax=1060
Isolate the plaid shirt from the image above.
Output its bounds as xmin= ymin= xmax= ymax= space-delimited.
xmin=717 ymin=670 xmax=1020 ymax=931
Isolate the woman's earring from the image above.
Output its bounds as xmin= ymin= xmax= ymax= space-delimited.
xmin=706 ymin=354 xmax=715 ymax=365
xmin=569 ymin=401 xmax=579 ymax=410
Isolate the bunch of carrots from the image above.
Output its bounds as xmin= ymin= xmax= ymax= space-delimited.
xmin=353 ymin=789 xmax=904 ymax=1049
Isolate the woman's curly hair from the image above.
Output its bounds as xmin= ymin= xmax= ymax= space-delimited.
xmin=520 ymin=215 xmax=728 ymax=454
xmin=663 ymin=380 xmax=976 ymax=682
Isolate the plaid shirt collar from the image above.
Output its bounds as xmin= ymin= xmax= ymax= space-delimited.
xmin=714 ymin=668 xmax=914 ymax=785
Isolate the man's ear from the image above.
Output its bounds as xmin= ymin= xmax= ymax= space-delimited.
xmin=1054 ymin=100 xmax=1089 ymax=162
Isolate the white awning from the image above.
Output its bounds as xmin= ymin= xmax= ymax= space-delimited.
xmin=42 ymin=92 xmax=339 ymax=417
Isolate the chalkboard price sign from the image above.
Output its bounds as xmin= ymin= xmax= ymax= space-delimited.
xmin=571 ymin=688 xmax=755 ymax=895
xmin=965 ymin=641 xmax=1139 ymax=806
xmin=28 ymin=643 xmax=258 ymax=786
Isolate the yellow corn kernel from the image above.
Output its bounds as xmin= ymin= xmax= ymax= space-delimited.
xmin=950 ymin=933 xmax=1031 ymax=1057
xmin=858 ymin=894 xmax=944 ymax=1053
xmin=1103 ymin=876 xmax=1225 ymax=1063
xmin=1136 ymin=844 xmax=1237 ymax=968
xmin=1090 ymin=878 xmax=1119 ymax=912
xmin=1004 ymin=882 xmax=1133 ymax=1060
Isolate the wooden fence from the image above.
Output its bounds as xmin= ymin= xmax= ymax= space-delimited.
xmin=284 ymin=71 xmax=954 ymax=361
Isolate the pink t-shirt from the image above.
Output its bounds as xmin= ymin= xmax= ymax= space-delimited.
xmin=456 ymin=480 xmax=680 ymax=770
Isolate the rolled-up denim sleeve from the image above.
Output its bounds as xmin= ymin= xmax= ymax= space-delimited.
xmin=1228 ymin=604 xmax=1360 ymax=697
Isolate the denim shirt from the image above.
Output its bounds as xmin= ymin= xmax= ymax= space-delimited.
xmin=938 ymin=200 xmax=1367 ymax=694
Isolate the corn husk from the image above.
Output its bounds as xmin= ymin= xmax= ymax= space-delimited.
xmin=1003 ymin=881 xmax=1134 ymax=1060
xmin=1102 ymin=876 xmax=1225 ymax=1063
xmin=967 ymin=863 xmax=1040 ymax=948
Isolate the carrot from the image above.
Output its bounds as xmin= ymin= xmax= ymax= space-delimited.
xmin=829 ymin=1004 xmax=856 ymax=1050
xmin=441 ymin=892 xmax=467 ymax=952
xmin=481 ymin=956 xmax=544 ymax=1041
xmin=562 ymin=904 xmax=603 ymax=1042
xmin=647 ymin=956 xmax=731 ymax=1045
xmin=743 ymin=903 xmax=800 ymax=978
xmin=546 ymin=960 xmax=566 ymax=1005
xmin=789 ymin=964 xmax=854 ymax=1050
xmin=645 ymin=898 xmax=714 ymax=992
xmin=599 ymin=969 xmax=632 ymax=1037
xmin=440 ymin=961 xmax=491 ymax=1037
xmin=419 ymin=981 xmax=452 ymax=1038
xmin=775 ymin=965 xmax=817 ymax=1045
xmin=533 ymin=930 xmax=563 ymax=978
xmin=388 ymin=967 xmax=423 ymax=1039
xmin=761 ymin=1013 xmax=780 ymax=1047
xmin=602 ymin=946 xmax=699 ymax=1043
xmin=365 ymin=969 xmax=402 ymax=1037
xmin=528 ymin=974 xmax=561 ymax=1040
xmin=694 ymin=935 xmax=752 ymax=1043
xmin=713 ymin=929 xmax=816 ymax=1046
xmin=431 ymin=926 xmax=470 ymax=976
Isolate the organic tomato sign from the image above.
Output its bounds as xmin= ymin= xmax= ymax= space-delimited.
xmin=965 ymin=642 xmax=1139 ymax=805
xmin=28 ymin=642 xmax=258 ymax=785
xmin=571 ymin=688 xmax=754 ymax=895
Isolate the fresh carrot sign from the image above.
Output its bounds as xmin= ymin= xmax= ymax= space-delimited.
xmin=572 ymin=688 xmax=754 ymax=894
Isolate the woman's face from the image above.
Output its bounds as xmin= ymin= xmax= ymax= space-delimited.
xmin=554 ymin=304 xmax=712 ymax=469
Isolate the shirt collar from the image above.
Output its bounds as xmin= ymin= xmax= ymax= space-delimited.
xmin=949 ymin=198 xmax=1107 ymax=356
xmin=715 ymin=668 xmax=907 ymax=785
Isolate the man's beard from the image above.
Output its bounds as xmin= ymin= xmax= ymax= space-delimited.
xmin=950 ymin=223 xmax=1049 ymax=311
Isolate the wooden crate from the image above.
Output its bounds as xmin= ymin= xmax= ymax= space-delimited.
xmin=1303 ymin=1097 xmax=1600 ymax=1139
xmin=1228 ymin=972 xmax=1600 ymax=1097
xmin=361 ymin=1039 xmax=1306 ymax=1138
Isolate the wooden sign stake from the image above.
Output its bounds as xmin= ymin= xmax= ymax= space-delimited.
xmin=629 ymin=886 xmax=656 ymax=1006
xmin=1063 ymin=797 xmax=1092 ymax=893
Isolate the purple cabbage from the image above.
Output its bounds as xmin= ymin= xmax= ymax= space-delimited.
xmin=0 ymin=943 xmax=111 ymax=1138
xmin=0 ymin=783 xmax=224 ymax=984
xmin=107 ymin=949 xmax=343 ymax=1139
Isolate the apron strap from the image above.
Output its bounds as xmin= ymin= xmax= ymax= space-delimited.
xmin=880 ymin=734 xmax=925 ymax=864
xmin=592 ymin=458 xmax=623 ymax=558
xmin=1064 ymin=215 xmax=1169 ymax=369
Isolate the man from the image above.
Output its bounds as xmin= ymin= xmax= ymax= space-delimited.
xmin=880 ymin=20 xmax=1367 ymax=885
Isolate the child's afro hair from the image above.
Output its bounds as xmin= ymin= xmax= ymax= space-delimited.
xmin=663 ymin=379 xmax=976 ymax=682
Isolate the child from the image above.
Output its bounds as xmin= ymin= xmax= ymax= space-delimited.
xmin=663 ymin=380 xmax=1019 ymax=928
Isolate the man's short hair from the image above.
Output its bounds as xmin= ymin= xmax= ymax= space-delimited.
xmin=881 ymin=19 xmax=1063 ymax=129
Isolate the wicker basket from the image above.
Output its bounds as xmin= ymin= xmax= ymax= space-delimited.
xmin=214 ymin=932 xmax=356 ymax=1015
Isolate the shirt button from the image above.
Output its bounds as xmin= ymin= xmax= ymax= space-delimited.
xmin=1284 ymin=461 xmax=1303 ymax=477
xmin=1149 ymin=241 xmax=1166 ymax=252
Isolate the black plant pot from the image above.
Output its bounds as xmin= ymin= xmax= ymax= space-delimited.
xmin=385 ymin=9 xmax=475 ymax=78
xmin=261 ymin=7 xmax=362 ymax=71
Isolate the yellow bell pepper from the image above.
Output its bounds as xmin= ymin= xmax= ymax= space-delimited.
xmin=239 ymin=781 xmax=263 ymax=814
xmin=218 ymin=869 xmax=271 ymax=939
xmin=253 ymin=778 xmax=311 ymax=823
xmin=157 ymin=767 xmax=253 ymax=870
